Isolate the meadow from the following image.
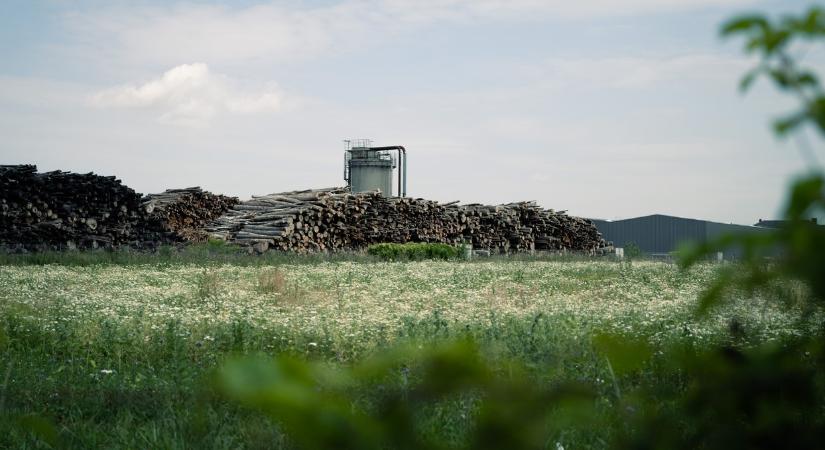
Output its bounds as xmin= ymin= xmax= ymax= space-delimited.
xmin=0 ymin=255 xmax=815 ymax=448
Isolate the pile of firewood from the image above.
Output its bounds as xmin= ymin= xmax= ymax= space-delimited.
xmin=0 ymin=165 xmax=238 ymax=251
xmin=0 ymin=165 xmax=154 ymax=250
xmin=1 ymin=165 xmax=605 ymax=254
xmin=443 ymin=201 xmax=605 ymax=254
xmin=207 ymin=187 xmax=607 ymax=254
xmin=142 ymin=188 xmax=239 ymax=242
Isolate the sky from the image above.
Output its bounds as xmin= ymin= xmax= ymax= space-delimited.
xmin=0 ymin=0 xmax=822 ymax=224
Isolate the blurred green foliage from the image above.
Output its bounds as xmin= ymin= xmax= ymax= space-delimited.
xmin=219 ymin=340 xmax=595 ymax=450
xmin=630 ymin=6 xmax=825 ymax=448
xmin=681 ymin=5 xmax=825 ymax=308
xmin=720 ymin=7 xmax=825 ymax=136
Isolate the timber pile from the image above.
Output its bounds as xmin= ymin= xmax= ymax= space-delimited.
xmin=443 ymin=201 xmax=605 ymax=254
xmin=0 ymin=165 xmax=240 ymax=251
xmin=207 ymin=187 xmax=606 ymax=254
xmin=0 ymin=164 xmax=161 ymax=250
xmin=142 ymin=188 xmax=239 ymax=242
xmin=0 ymin=164 xmax=604 ymax=253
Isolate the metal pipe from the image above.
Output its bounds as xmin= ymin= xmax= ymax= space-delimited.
xmin=400 ymin=149 xmax=404 ymax=197
xmin=369 ymin=146 xmax=406 ymax=197
xmin=343 ymin=151 xmax=349 ymax=186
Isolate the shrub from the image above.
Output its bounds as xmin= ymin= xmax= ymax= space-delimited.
xmin=367 ymin=243 xmax=462 ymax=261
xmin=195 ymin=269 xmax=222 ymax=300
xmin=624 ymin=242 xmax=643 ymax=259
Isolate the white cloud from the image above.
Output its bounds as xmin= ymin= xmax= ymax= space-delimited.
xmin=91 ymin=63 xmax=283 ymax=126
xmin=63 ymin=0 xmax=755 ymax=67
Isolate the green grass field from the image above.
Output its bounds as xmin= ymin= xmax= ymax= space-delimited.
xmin=0 ymin=256 xmax=814 ymax=448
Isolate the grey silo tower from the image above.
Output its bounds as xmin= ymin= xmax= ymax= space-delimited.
xmin=343 ymin=139 xmax=407 ymax=197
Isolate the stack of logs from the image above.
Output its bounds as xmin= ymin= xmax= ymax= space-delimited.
xmin=206 ymin=187 xmax=607 ymax=254
xmin=1 ymin=165 xmax=605 ymax=254
xmin=142 ymin=188 xmax=239 ymax=242
xmin=0 ymin=165 xmax=237 ymax=251
xmin=1 ymin=164 xmax=155 ymax=250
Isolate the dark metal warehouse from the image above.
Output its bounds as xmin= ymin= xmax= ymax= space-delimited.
xmin=589 ymin=214 xmax=770 ymax=259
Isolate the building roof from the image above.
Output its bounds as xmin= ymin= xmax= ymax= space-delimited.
xmin=590 ymin=214 xmax=760 ymax=229
xmin=754 ymin=218 xmax=820 ymax=228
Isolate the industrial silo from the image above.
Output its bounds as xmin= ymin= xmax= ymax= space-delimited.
xmin=343 ymin=139 xmax=406 ymax=197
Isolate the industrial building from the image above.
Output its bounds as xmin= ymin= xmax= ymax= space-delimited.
xmin=589 ymin=214 xmax=771 ymax=260
xmin=343 ymin=139 xmax=407 ymax=197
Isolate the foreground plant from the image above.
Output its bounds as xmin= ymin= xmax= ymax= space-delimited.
xmin=219 ymin=339 xmax=595 ymax=450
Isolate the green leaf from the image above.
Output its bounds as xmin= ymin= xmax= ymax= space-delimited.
xmin=784 ymin=175 xmax=825 ymax=220
xmin=219 ymin=356 xmax=317 ymax=410
xmin=17 ymin=415 xmax=58 ymax=448
xmin=739 ymin=69 xmax=760 ymax=92
xmin=416 ymin=339 xmax=489 ymax=397
xmin=721 ymin=15 xmax=769 ymax=36
xmin=696 ymin=269 xmax=735 ymax=314
xmin=593 ymin=334 xmax=652 ymax=375
xmin=764 ymin=29 xmax=791 ymax=52
xmin=786 ymin=7 xmax=825 ymax=35
xmin=796 ymin=71 xmax=820 ymax=88
xmin=745 ymin=36 xmax=764 ymax=53
xmin=218 ymin=356 xmax=384 ymax=450
xmin=773 ymin=112 xmax=806 ymax=136
xmin=768 ymin=68 xmax=792 ymax=88
xmin=809 ymin=97 xmax=825 ymax=135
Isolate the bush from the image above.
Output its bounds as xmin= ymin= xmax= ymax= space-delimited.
xmin=624 ymin=242 xmax=643 ymax=259
xmin=367 ymin=243 xmax=462 ymax=261
xmin=195 ymin=269 xmax=222 ymax=301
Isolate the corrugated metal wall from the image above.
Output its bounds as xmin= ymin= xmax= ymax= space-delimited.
xmin=591 ymin=215 xmax=772 ymax=259
xmin=591 ymin=215 xmax=707 ymax=255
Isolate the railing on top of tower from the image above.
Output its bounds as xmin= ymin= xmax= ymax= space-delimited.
xmin=343 ymin=139 xmax=373 ymax=150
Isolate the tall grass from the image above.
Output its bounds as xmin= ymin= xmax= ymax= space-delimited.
xmin=0 ymin=309 xmax=655 ymax=448
xmin=0 ymin=259 xmax=806 ymax=448
xmin=0 ymin=241 xmax=376 ymax=267
xmin=0 ymin=241 xmax=629 ymax=267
